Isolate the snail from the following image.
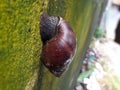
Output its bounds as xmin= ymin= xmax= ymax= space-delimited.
xmin=40 ymin=12 xmax=77 ymax=77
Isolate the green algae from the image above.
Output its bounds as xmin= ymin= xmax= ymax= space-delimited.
xmin=0 ymin=0 xmax=48 ymax=89
xmin=35 ymin=0 xmax=101 ymax=90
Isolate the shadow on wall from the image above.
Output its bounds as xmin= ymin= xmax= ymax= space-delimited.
xmin=115 ymin=20 xmax=120 ymax=44
xmin=115 ymin=6 xmax=120 ymax=44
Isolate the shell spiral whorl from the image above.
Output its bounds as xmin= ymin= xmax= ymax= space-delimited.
xmin=40 ymin=13 xmax=76 ymax=77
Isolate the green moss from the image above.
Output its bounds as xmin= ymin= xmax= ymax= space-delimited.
xmin=0 ymin=0 xmax=48 ymax=90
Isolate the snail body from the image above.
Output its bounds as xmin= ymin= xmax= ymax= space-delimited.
xmin=40 ymin=13 xmax=76 ymax=77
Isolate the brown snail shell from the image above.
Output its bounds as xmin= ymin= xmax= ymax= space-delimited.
xmin=40 ymin=13 xmax=76 ymax=77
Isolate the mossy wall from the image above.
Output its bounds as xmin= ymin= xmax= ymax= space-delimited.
xmin=0 ymin=0 xmax=105 ymax=90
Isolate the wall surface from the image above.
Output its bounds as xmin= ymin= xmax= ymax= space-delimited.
xmin=0 ymin=0 xmax=105 ymax=90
